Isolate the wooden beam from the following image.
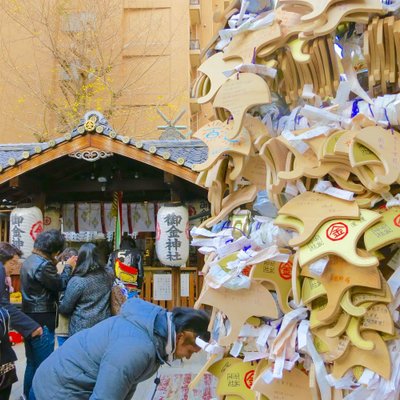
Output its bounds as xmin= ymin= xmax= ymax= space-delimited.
xmin=164 ymin=172 xmax=187 ymax=200
xmin=0 ymin=136 xmax=92 ymax=185
xmin=14 ymin=176 xmax=44 ymax=193
xmin=89 ymin=136 xmax=200 ymax=186
xmin=31 ymin=192 xmax=46 ymax=214
xmin=9 ymin=177 xmax=19 ymax=188
xmin=46 ymin=178 xmax=169 ymax=193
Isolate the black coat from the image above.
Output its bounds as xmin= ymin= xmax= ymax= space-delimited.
xmin=0 ymin=306 xmax=16 ymax=365
xmin=20 ymin=254 xmax=72 ymax=314
xmin=0 ymin=263 xmax=39 ymax=338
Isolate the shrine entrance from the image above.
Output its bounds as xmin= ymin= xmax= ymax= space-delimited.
xmin=0 ymin=113 xmax=209 ymax=308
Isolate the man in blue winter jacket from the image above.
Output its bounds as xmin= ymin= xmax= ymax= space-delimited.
xmin=30 ymin=298 xmax=210 ymax=400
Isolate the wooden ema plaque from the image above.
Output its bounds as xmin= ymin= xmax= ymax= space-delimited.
xmin=302 ymin=277 xmax=327 ymax=304
xmin=252 ymin=365 xmax=313 ymax=400
xmin=364 ymin=206 xmax=400 ymax=251
xmin=242 ymin=156 xmax=267 ymax=190
xmin=332 ymin=330 xmax=391 ymax=379
xmin=329 ymin=131 xmax=381 ymax=167
xmin=243 ymin=114 xmax=271 ymax=152
xmin=228 ymin=153 xmax=246 ymax=181
xmin=351 ymin=276 xmax=393 ymax=305
xmin=303 ymin=0 xmax=383 ymax=35
xmin=340 ymin=290 xmax=370 ymax=317
xmin=360 ymin=303 xmax=395 ymax=335
xmin=310 ymin=297 xmax=331 ymax=329
xmin=277 ymin=191 xmax=360 ymax=247
xmin=317 ymin=130 xmax=346 ymax=161
xmin=196 ymin=281 xmax=279 ymax=347
xmin=353 ymin=191 xmax=382 ymax=209
xmin=343 ymin=302 xmax=395 ymax=350
xmin=298 ymin=209 xmax=381 ymax=268
xmin=205 ymin=158 xmax=229 ymax=216
xmin=250 ymin=257 xmax=294 ymax=313
xmin=213 ymin=73 xmax=272 ymax=139
xmin=351 ymin=126 xmax=400 ymax=186
xmin=326 ymin=310 xmax=387 ymax=351
xmin=203 ymin=184 xmax=258 ymax=228
xmin=208 ymin=357 xmax=242 ymax=381
xmin=257 ymin=8 xmax=321 ymax=60
xmin=274 ymin=214 xmax=305 ymax=237
xmin=349 ymin=143 xmax=381 ymax=167
xmin=291 ymin=252 xmax=302 ymax=306
xmin=192 ymin=73 xmax=211 ymax=100
xmin=345 ymin=316 xmax=375 ymax=350
xmin=326 ymin=311 xmax=351 ymax=338
xmin=223 ymin=22 xmax=282 ymax=64
xmin=280 ymin=0 xmax=344 ymax=22
xmin=329 ymin=172 xmax=365 ymax=194
xmin=192 ymin=120 xmax=252 ymax=172
xmin=210 ymin=359 xmax=258 ymax=400
xmin=352 ymin=164 xmax=390 ymax=194
xmin=312 ymin=326 xmax=350 ymax=361
xmin=197 ymin=52 xmax=242 ymax=104
xmin=260 ymin=138 xmax=289 ymax=194
xmin=301 ymin=255 xmax=381 ymax=323
xmin=275 ymin=135 xmax=340 ymax=181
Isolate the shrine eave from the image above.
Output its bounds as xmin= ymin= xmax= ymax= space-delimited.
xmin=0 ymin=111 xmax=208 ymax=187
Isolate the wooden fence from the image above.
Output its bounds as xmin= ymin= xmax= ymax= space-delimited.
xmin=140 ymin=267 xmax=203 ymax=309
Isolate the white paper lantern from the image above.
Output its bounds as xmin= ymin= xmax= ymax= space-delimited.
xmin=155 ymin=204 xmax=189 ymax=267
xmin=44 ymin=208 xmax=61 ymax=231
xmin=10 ymin=207 xmax=43 ymax=257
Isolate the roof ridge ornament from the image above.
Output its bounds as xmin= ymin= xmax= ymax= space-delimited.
xmin=68 ymin=148 xmax=113 ymax=162
xmin=74 ymin=111 xmax=114 ymax=136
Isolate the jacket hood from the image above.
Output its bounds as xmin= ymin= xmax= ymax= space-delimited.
xmin=120 ymin=298 xmax=167 ymax=339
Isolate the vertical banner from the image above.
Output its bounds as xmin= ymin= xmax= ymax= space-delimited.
xmin=62 ymin=204 xmax=75 ymax=232
xmin=128 ymin=202 xmax=156 ymax=232
xmin=112 ymin=192 xmax=123 ymax=250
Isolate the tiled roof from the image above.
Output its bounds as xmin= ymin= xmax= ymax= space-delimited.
xmin=0 ymin=111 xmax=208 ymax=172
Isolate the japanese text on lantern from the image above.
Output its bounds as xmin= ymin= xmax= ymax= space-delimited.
xmin=11 ymin=214 xmax=25 ymax=248
xmin=164 ymin=213 xmax=183 ymax=262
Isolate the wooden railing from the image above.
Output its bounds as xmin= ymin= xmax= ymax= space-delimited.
xmin=140 ymin=267 xmax=203 ymax=309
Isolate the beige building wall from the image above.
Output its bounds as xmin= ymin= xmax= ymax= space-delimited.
xmin=0 ymin=0 xmax=226 ymax=144
xmin=189 ymin=0 xmax=228 ymax=133
xmin=0 ymin=0 xmax=192 ymax=143
xmin=0 ymin=5 xmax=57 ymax=143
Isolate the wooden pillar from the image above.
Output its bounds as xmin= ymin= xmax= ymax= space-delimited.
xmin=31 ymin=192 xmax=46 ymax=215
xmin=171 ymin=267 xmax=181 ymax=308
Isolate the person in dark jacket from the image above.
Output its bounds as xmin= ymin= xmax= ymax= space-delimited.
xmin=0 ymin=243 xmax=42 ymax=400
xmin=0 ymin=306 xmax=18 ymax=400
xmin=59 ymin=243 xmax=113 ymax=337
xmin=30 ymin=298 xmax=210 ymax=400
xmin=20 ymin=229 xmax=77 ymax=397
